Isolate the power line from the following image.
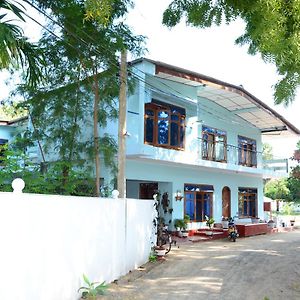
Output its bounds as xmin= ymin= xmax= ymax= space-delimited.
xmin=23 ymin=1 xmax=263 ymax=131
xmin=21 ymin=5 xmax=285 ymax=161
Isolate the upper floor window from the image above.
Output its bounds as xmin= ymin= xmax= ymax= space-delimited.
xmin=202 ymin=126 xmax=227 ymax=162
xmin=238 ymin=136 xmax=257 ymax=167
xmin=144 ymin=100 xmax=185 ymax=150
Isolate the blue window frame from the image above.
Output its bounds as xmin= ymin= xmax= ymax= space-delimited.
xmin=184 ymin=184 xmax=213 ymax=221
xmin=144 ymin=100 xmax=185 ymax=150
xmin=238 ymin=187 xmax=257 ymax=217
xmin=238 ymin=136 xmax=257 ymax=167
xmin=202 ymin=125 xmax=227 ymax=162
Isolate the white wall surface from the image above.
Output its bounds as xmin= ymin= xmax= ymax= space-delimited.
xmin=0 ymin=192 xmax=154 ymax=300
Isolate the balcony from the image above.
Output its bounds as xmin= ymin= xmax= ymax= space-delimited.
xmin=127 ymin=138 xmax=289 ymax=178
xmin=201 ymin=140 xmax=288 ymax=178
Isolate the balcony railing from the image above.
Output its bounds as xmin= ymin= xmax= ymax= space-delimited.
xmin=200 ymin=138 xmax=288 ymax=175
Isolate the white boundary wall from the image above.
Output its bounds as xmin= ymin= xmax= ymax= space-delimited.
xmin=0 ymin=192 xmax=154 ymax=300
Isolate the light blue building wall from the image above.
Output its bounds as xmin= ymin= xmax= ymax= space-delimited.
xmin=101 ymin=59 xmax=273 ymax=227
xmin=126 ymin=159 xmax=263 ymax=224
xmin=0 ymin=124 xmax=15 ymax=141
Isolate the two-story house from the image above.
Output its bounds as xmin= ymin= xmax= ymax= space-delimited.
xmin=104 ymin=58 xmax=299 ymax=228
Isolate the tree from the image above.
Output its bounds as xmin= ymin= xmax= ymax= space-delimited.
xmin=262 ymin=143 xmax=273 ymax=161
xmin=163 ymin=0 xmax=300 ymax=106
xmin=16 ymin=0 xmax=144 ymax=195
xmin=286 ymin=175 xmax=300 ymax=203
xmin=0 ymin=0 xmax=43 ymax=87
xmin=286 ymin=140 xmax=300 ymax=203
xmin=264 ymin=178 xmax=290 ymax=202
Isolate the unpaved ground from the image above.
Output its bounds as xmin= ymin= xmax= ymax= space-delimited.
xmin=104 ymin=229 xmax=300 ymax=300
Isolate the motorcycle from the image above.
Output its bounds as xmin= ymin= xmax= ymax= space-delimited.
xmin=228 ymin=218 xmax=238 ymax=242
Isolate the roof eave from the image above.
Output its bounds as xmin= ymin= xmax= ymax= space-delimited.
xmin=130 ymin=58 xmax=300 ymax=136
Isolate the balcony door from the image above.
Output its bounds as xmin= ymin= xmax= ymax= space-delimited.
xmin=222 ymin=186 xmax=231 ymax=218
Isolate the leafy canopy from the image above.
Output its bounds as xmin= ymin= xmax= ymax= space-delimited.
xmin=0 ymin=0 xmax=44 ymax=87
xmin=264 ymin=178 xmax=290 ymax=201
xmin=13 ymin=0 xmax=144 ymax=195
xmin=163 ymin=0 xmax=300 ymax=106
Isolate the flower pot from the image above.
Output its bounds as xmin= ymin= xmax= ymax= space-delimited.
xmin=222 ymin=221 xmax=229 ymax=229
xmin=155 ymin=248 xmax=166 ymax=256
xmin=181 ymin=231 xmax=189 ymax=237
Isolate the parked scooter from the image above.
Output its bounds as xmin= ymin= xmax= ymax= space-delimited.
xmin=228 ymin=217 xmax=238 ymax=242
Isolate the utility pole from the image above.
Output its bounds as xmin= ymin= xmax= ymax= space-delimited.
xmin=117 ymin=50 xmax=127 ymax=198
xmin=93 ymin=65 xmax=100 ymax=197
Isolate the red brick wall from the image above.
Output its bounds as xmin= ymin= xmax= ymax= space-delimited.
xmin=236 ymin=223 xmax=268 ymax=237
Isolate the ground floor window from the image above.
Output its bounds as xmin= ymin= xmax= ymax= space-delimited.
xmin=184 ymin=184 xmax=213 ymax=221
xmin=238 ymin=187 xmax=257 ymax=217
xmin=139 ymin=182 xmax=158 ymax=199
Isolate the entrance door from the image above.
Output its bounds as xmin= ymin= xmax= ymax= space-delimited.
xmin=139 ymin=182 xmax=158 ymax=199
xmin=222 ymin=186 xmax=231 ymax=218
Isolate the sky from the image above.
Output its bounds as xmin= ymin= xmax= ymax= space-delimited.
xmin=1 ymin=0 xmax=299 ymax=158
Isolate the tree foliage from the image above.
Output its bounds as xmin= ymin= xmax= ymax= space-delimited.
xmin=264 ymin=178 xmax=290 ymax=201
xmin=286 ymin=140 xmax=300 ymax=203
xmin=0 ymin=0 xmax=43 ymax=87
xmin=163 ymin=0 xmax=300 ymax=106
xmin=12 ymin=0 xmax=144 ymax=195
xmin=0 ymin=142 xmax=95 ymax=195
xmin=262 ymin=143 xmax=273 ymax=161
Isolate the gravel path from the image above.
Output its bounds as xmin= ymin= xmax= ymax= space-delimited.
xmin=104 ymin=230 xmax=300 ymax=300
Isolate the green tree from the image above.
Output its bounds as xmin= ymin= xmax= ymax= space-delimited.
xmin=264 ymin=178 xmax=290 ymax=201
xmin=262 ymin=143 xmax=273 ymax=161
xmin=0 ymin=0 xmax=43 ymax=87
xmin=0 ymin=142 xmax=95 ymax=195
xmin=286 ymin=175 xmax=300 ymax=203
xmin=286 ymin=140 xmax=300 ymax=203
xmin=163 ymin=0 xmax=300 ymax=106
xmin=16 ymin=0 xmax=144 ymax=195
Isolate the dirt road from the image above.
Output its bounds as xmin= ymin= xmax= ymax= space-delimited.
xmin=105 ymin=230 xmax=300 ymax=300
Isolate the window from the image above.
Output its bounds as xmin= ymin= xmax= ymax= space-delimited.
xmin=238 ymin=187 xmax=257 ymax=217
xmin=0 ymin=139 xmax=8 ymax=165
xmin=238 ymin=136 xmax=257 ymax=167
xmin=202 ymin=126 xmax=227 ymax=162
xmin=144 ymin=100 xmax=185 ymax=150
xmin=184 ymin=184 xmax=213 ymax=221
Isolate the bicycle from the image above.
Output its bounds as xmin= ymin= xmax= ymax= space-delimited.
xmin=157 ymin=224 xmax=176 ymax=254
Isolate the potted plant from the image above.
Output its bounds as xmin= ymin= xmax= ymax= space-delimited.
xmin=205 ymin=215 xmax=215 ymax=235
xmin=181 ymin=214 xmax=190 ymax=237
xmin=154 ymin=245 xmax=167 ymax=256
xmin=78 ymin=274 xmax=107 ymax=299
xmin=174 ymin=219 xmax=185 ymax=237
xmin=174 ymin=219 xmax=182 ymax=235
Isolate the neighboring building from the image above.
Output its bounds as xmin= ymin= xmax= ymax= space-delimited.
xmin=0 ymin=117 xmax=28 ymax=162
xmin=103 ymin=58 xmax=299 ymax=228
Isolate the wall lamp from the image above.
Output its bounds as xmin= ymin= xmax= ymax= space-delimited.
xmin=175 ymin=190 xmax=183 ymax=201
